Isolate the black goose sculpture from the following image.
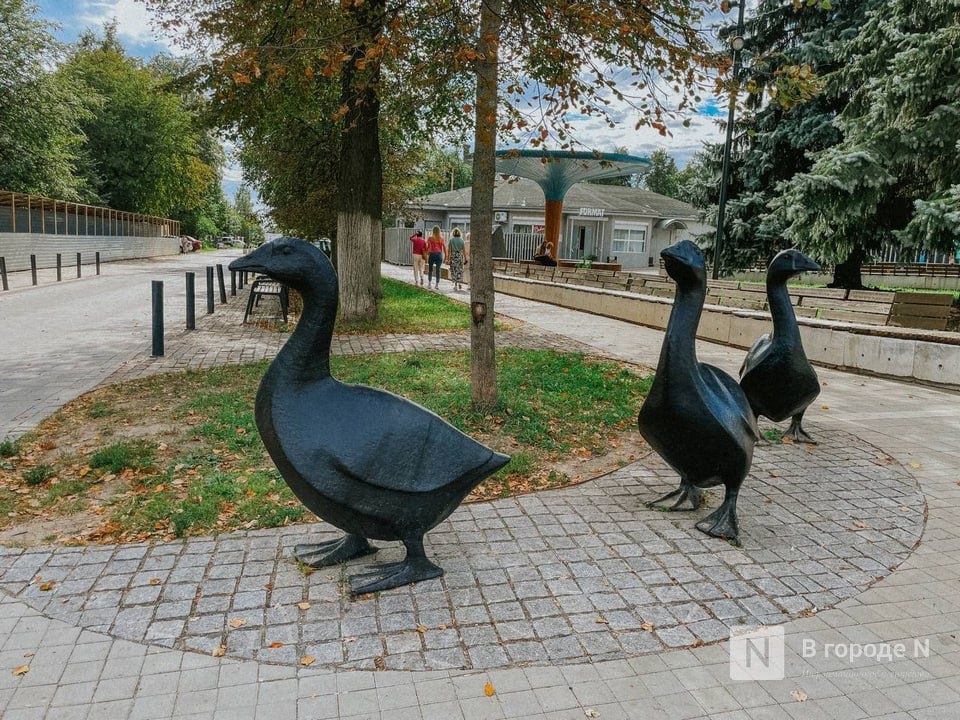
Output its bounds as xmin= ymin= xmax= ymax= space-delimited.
xmin=739 ymin=249 xmax=822 ymax=443
xmin=229 ymin=239 xmax=510 ymax=595
xmin=637 ymin=240 xmax=758 ymax=543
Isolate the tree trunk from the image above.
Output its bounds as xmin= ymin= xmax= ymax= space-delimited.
xmin=469 ymin=0 xmax=502 ymax=410
xmin=336 ymin=0 xmax=384 ymax=322
xmin=828 ymin=244 xmax=865 ymax=289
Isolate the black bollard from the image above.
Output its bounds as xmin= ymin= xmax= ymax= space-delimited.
xmin=206 ymin=266 xmax=214 ymax=314
xmin=186 ymin=272 xmax=196 ymax=330
xmin=230 ymin=270 xmax=236 ymax=297
xmin=96 ymin=252 xmax=101 ymax=275
xmin=0 ymin=257 xmax=7 ymax=291
xmin=216 ymin=264 xmax=227 ymax=304
xmin=30 ymin=255 xmax=37 ymax=286
xmin=76 ymin=252 xmax=82 ymax=278
xmin=151 ymin=280 xmax=164 ymax=357
xmin=56 ymin=253 xmax=62 ymax=282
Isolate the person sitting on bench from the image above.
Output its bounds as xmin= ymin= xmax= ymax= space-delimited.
xmin=533 ymin=240 xmax=557 ymax=267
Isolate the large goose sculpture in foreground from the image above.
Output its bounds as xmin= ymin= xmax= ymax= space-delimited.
xmin=230 ymin=239 xmax=509 ymax=595
xmin=637 ymin=240 xmax=758 ymax=544
xmin=739 ymin=248 xmax=822 ymax=443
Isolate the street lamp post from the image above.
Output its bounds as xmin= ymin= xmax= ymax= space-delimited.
xmin=712 ymin=0 xmax=747 ymax=280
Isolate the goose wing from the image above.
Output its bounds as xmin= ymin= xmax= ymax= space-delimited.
xmin=739 ymin=333 xmax=772 ymax=379
xmin=699 ymin=363 xmax=759 ymax=444
xmin=278 ymin=381 xmax=502 ymax=494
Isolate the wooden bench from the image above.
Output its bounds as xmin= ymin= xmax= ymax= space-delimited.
xmin=493 ymin=261 xmax=955 ymax=330
xmin=243 ymin=277 xmax=289 ymax=324
xmin=888 ymin=292 xmax=954 ymax=330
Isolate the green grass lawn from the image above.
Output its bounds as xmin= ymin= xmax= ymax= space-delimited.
xmin=0 ymin=349 xmax=651 ymax=544
xmin=335 ymin=277 xmax=504 ymax=334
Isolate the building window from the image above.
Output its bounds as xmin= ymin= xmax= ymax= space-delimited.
xmin=612 ymin=225 xmax=647 ymax=254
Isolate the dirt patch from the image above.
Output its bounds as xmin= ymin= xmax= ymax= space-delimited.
xmin=0 ymin=352 xmax=652 ymax=548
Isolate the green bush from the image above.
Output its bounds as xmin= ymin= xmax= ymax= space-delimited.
xmin=0 ymin=437 xmax=20 ymax=457
xmin=22 ymin=465 xmax=53 ymax=486
xmin=89 ymin=440 xmax=155 ymax=473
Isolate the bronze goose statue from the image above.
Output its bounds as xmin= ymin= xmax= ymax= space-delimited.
xmin=229 ymin=239 xmax=509 ymax=595
xmin=739 ymin=249 xmax=822 ymax=443
xmin=637 ymin=240 xmax=758 ymax=543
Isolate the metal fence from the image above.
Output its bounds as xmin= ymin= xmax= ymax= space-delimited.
xmin=873 ymin=242 xmax=956 ymax=265
xmin=384 ymin=228 xmax=544 ymax=264
xmin=0 ymin=189 xmax=178 ymax=237
xmin=503 ymin=232 xmax=542 ymax=262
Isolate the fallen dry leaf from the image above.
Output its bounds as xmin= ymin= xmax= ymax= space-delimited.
xmin=297 ymin=602 xmax=311 ymax=611
xmin=373 ymin=655 xmax=386 ymax=671
xmin=228 ymin=618 xmax=247 ymax=629
xmin=484 ymin=682 xmax=495 ymax=697
xmin=268 ymin=642 xmax=284 ymax=649
xmin=791 ymin=689 xmax=808 ymax=702
xmin=594 ymin=617 xmax=608 ymax=625
xmin=39 ymin=582 xmax=55 ymax=592
xmin=852 ymin=520 xmax=870 ymax=529
xmin=212 ymin=645 xmax=226 ymax=657
xmin=640 ymin=622 xmax=654 ymax=631
xmin=300 ymin=655 xmax=315 ymax=666
xmin=585 ymin=710 xmax=600 ymax=718
xmin=416 ymin=625 xmax=428 ymax=633
xmin=12 ymin=665 xmax=29 ymax=676
xmin=148 ymin=578 xmax=161 ymax=586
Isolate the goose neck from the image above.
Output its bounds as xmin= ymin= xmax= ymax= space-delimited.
xmin=275 ymin=286 xmax=334 ymax=381
xmin=660 ymin=283 xmax=704 ymax=370
xmin=766 ymin=279 xmax=801 ymax=342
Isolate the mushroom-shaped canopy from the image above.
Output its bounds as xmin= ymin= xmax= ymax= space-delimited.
xmin=494 ymin=149 xmax=650 ymax=255
xmin=495 ymin=149 xmax=650 ymax=201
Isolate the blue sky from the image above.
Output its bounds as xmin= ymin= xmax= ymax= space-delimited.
xmin=35 ymin=0 xmax=730 ymax=181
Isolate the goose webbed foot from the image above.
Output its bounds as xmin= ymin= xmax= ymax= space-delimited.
xmin=646 ymin=479 xmax=701 ymax=511
xmin=783 ymin=414 xmax=817 ymax=444
xmin=695 ymin=487 xmax=741 ymax=545
xmin=295 ymin=533 xmax=378 ymax=568
xmin=349 ymin=538 xmax=442 ymax=596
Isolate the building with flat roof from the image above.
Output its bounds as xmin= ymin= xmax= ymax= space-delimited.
xmin=402 ymin=177 xmax=710 ymax=270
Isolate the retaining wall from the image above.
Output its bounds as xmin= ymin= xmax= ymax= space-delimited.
xmin=494 ymin=274 xmax=960 ymax=388
xmin=0 ymin=233 xmax=180 ymax=272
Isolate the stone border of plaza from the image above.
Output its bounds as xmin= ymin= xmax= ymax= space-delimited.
xmin=0 ymin=424 xmax=924 ymax=673
xmin=493 ymin=274 xmax=960 ymax=387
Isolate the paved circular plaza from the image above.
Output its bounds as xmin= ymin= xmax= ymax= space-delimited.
xmin=0 ymin=423 xmax=923 ymax=672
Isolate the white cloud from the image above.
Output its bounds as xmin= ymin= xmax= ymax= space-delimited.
xmin=78 ymin=0 xmax=174 ymax=53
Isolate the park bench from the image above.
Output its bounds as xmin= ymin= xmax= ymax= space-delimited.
xmin=243 ymin=276 xmax=289 ymax=324
xmin=887 ymin=291 xmax=955 ymax=330
xmin=493 ymin=260 xmax=955 ymax=330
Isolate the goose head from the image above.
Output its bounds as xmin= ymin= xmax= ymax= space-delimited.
xmin=229 ymin=238 xmax=336 ymax=297
xmin=767 ymin=248 xmax=820 ymax=284
xmin=661 ymin=240 xmax=706 ymax=291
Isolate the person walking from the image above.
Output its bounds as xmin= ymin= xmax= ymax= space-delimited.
xmin=426 ymin=226 xmax=446 ymax=289
xmin=409 ymin=229 xmax=427 ymax=286
xmin=448 ymin=228 xmax=468 ymax=292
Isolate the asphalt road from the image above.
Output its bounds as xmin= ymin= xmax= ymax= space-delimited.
xmin=0 ymin=249 xmax=242 ymax=438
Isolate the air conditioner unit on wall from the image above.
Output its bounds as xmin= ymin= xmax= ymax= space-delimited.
xmin=494 ymin=211 xmax=508 ymax=222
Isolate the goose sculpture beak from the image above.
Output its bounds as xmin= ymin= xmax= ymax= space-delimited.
xmin=228 ymin=243 xmax=272 ymax=276
xmin=794 ymin=254 xmax=821 ymax=273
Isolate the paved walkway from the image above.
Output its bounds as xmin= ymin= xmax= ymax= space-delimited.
xmin=0 ymin=262 xmax=958 ymax=718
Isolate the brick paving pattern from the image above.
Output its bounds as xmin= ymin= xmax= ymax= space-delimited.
xmin=3 ymin=258 xmax=959 ymax=719
xmin=0 ymin=423 xmax=921 ymax=672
